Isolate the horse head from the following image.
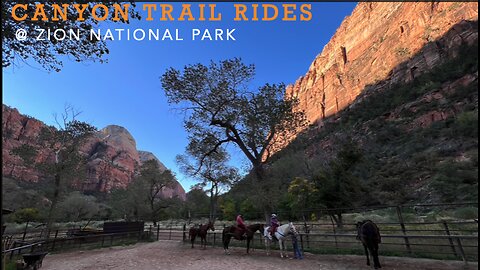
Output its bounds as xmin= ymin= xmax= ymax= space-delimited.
xmin=288 ymin=222 xmax=298 ymax=236
xmin=208 ymin=221 xmax=215 ymax=231
xmin=248 ymin=223 xmax=264 ymax=234
xmin=258 ymin=223 xmax=265 ymax=234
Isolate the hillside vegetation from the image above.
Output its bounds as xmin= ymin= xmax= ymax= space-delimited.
xmin=225 ymin=42 xmax=478 ymax=221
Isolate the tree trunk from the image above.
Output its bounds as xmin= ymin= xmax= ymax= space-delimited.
xmin=330 ymin=212 xmax=343 ymax=228
xmin=46 ymin=172 xmax=61 ymax=238
xmin=253 ymin=164 xmax=273 ymax=224
xmin=210 ymin=195 xmax=218 ymax=222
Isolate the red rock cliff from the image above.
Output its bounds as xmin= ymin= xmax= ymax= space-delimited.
xmin=279 ymin=2 xmax=478 ymax=151
xmin=2 ymin=105 xmax=186 ymax=200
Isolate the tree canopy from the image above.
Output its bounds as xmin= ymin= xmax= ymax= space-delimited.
xmin=2 ymin=1 xmax=140 ymax=72
xmin=161 ymin=58 xmax=306 ymax=175
xmin=161 ymin=58 xmax=306 ymax=221
xmin=177 ymin=148 xmax=238 ymax=220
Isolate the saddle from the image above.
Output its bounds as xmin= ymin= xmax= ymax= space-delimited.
xmin=266 ymin=226 xmax=278 ymax=240
xmin=232 ymin=225 xmax=248 ymax=239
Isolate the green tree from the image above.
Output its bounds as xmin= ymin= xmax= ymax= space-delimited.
xmin=12 ymin=106 xmax=97 ymax=236
xmin=185 ymin=188 xmax=210 ymax=221
xmin=13 ymin=208 xmax=40 ymax=224
xmin=57 ymin=192 xmax=100 ymax=222
xmin=287 ymin=177 xmax=318 ymax=220
xmin=239 ymin=198 xmax=258 ymax=220
xmin=177 ymin=149 xmax=237 ymax=221
xmin=2 ymin=2 xmax=140 ymax=72
xmin=161 ymin=58 xmax=306 ymax=222
xmin=131 ymin=160 xmax=176 ymax=225
xmin=219 ymin=197 xmax=236 ymax=221
xmin=107 ymin=187 xmax=141 ymax=220
xmin=13 ymin=208 xmax=40 ymax=239
xmin=313 ymin=141 xmax=364 ymax=228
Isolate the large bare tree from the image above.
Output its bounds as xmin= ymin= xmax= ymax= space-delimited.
xmin=161 ymin=58 xmax=306 ymax=222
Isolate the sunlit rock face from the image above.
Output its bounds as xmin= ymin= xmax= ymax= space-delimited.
xmin=270 ymin=2 xmax=478 ymax=154
xmin=2 ymin=105 xmax=186 ymax=200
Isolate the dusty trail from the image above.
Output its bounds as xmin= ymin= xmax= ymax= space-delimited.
xmin=42 ymin=240 xmax=476 ymax=270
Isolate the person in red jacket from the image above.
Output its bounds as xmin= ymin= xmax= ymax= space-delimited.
xmin=236 ymin=214 xmax=248 ymax=239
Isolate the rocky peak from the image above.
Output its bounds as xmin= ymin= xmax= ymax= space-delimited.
xmin=2 ymin=105 xmax=186 ymax=200
xmin=138 ymin=150 xmax=167 ymax=172
xmin=99 ymin=125 xmax=139 ymax=161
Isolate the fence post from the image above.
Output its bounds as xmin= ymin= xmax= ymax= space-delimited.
xmin=9 ymin=242 xmax=16 ymax=260
xmin=329 ymin=216 xmax=338 ymax=249
xmin=300 ymin=234 xmax=304 ymax=253
xmin=183 ymin=224 xmax=186 ymax=242
xmin=52 ymin=230 xmax=59 ymax=251
xmin=22 ymin=222 xmax=28 ymax=241
xmin=442 ymin=221 xmax=458 ymax=257
xmin=396 ymin=206 xmax=412 ymax=254
xmin=157 ymin=225 xmax=160 ymax=241
xmin=303 ymin=217 xmax=309 ymax=250
xmin=169 ymin=226 xmax=172 ymax=240
xmin=455 ymin=238 xmax=468 ymax=265
xmin=213 ymin=232 xmax=216 ymax=247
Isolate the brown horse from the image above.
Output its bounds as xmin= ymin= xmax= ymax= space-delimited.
xmin=356 ymin=220 xmax=382 ymax=269
xmin=222 ymin=223 xmax=264 ymax=254
xmin=189 ymin=221 xmax=215 ymax=249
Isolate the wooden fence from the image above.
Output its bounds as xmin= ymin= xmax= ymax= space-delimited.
xmin=2 ymin=219 xmax=477 ymax=263
xmin=179 ymin=219 xmax=478 ymax=262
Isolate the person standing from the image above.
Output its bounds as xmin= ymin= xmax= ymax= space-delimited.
xmin=292 ymin=233 xmax=303 ymax=259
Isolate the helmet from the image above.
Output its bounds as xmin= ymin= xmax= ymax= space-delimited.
xmin=271 ymin=214 xmax=277 ymax=218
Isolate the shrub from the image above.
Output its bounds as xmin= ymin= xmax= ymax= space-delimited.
xmin=453 ymin=207 xmax=478 ymax=220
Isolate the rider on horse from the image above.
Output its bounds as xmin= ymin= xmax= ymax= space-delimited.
xmin=236 ymin=214 xmax=249 ymax=239
xmin=268 ymin=213 xmax=280 ymax=240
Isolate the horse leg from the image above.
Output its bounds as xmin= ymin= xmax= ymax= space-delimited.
xmin=372 ymin=243 xmax=381 ymax=269
xmin=284 ymin=240 xmax=288 ymax=258
xmin=224 ymin=236 xmax=231 ymax=255
xmin=279 ymin=239 xmax=283 ymax=258
xmin=191 ymin=236 xmax=195 ymax=249
xmin=363 ymin=243 xmax=370 ymax=266
xmin=265 ymin=238 xmax=270 ymax=256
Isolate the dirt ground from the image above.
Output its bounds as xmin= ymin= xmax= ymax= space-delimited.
xmin=41 ymin=240 xmax=477 ymax=270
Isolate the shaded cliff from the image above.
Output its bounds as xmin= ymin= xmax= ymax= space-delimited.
xmin=276 ymin=2 xmax=478 ymax=152
xmin=2 ymin=105 xmax=186 ymax=200
xmin=262 ymin=20 xmax=478 ymax=205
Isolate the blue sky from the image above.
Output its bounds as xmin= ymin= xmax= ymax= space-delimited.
xmin=2 ymin=2 xmax=357 ymax=191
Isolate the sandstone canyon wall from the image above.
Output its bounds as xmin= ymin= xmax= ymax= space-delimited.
xmin=2 ymin=105 xmax=186 ymax=201
xmin=279 ymin=2 xmax=478 ymax=151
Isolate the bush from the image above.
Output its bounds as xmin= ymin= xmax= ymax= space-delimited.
xmin=453 ymin=207 xmax=478 ymax=220
xmin=453 ymin=111 xmax=478 ymax=138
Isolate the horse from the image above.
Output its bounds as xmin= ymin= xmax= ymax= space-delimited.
xmin=263 ymin=222 xmax=298 ymax=258
xmin=222 ymin=223 xmax=264 ymax=255
xmin=356 ymin=220 xmax=382 ymax=269
xmin=189 ymin=221 xmax=215 ymax=249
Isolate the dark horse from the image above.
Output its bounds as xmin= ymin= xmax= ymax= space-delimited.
xmin=222 ymin=223 xmax=264 ymax=254
xmin=189 ymin=221 xmax=215 ymax=249
xmin=356 ymin=220 xmax=382 ymax=269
